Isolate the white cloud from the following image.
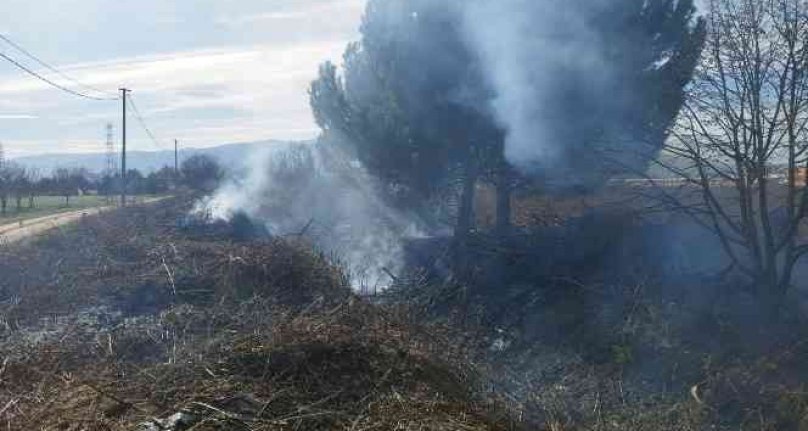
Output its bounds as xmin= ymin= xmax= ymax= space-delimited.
xmin=0 ymin=0 xmax=366 ymax=157
xmin=217 ymin=0 xmax=365 ymax=26
xmin=0 ymin=40 xmax=350 ymax=155
xmin=0 ymin=114 xmax=37 ymax=119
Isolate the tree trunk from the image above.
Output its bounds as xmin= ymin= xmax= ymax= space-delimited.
xmin=760 ymin=280 xmax=787 ymax=322
xmin=495 ymin=160 xmax=512 ymax=238
xmin=453 ymin=162 xmax=478 ymax=275
xmin=455 ymin=167 xmax=477 ymax=241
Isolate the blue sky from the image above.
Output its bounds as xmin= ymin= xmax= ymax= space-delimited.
xmin=0 ymin=0 xmax=365 ymax=157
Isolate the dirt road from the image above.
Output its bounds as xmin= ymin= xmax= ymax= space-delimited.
xmin=0 ymin=197 xmax=166 ymax=245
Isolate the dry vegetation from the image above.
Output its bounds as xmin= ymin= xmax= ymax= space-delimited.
xmin=412 ymin=183 xmax=808 ymax=431
xmin=0 ymin=300 xmax=515 ymax=430
xmin=0 ymin=196 xmax=807 ymax=430
xmin=0 ymin=197 xmax=514 ymax=430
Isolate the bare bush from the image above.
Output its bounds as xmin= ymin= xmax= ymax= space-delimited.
xmin=655 ymin=0 xmax=808 ymax=311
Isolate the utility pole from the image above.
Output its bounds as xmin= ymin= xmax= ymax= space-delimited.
xmin=120 ymin=88 xmax=131 ymax=207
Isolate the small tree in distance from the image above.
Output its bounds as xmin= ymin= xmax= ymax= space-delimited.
xmin=9 ymin=164 xmax=28 ymax=211
xmin=144 ymin=166 xmax=176 ymax=195
xmin=0 ymin=165 xmax=11 ymax=215
xmin=181 ymin=155 xmax=223 ymax=193
xmin=52 ymin=169 xmax=72 ymax=206
xmin=26 ymin=168 xmax=39 ymax=209
xmin=53 ymin=168 xmax=88 ymax=207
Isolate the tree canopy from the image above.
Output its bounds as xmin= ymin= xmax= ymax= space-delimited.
xmin=310 ymin=0 xmax=705 ymax=228
xmin=311 ymin=0 xmax=497 ymax=208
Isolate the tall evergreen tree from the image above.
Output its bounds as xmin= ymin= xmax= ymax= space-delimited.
xmin=310 ymin=0 xmax=705 ymax=236
xmin=550 ymin=0 xmax=706 ymax=189
xmin=311 ymin=0 xmax=498 ymax=239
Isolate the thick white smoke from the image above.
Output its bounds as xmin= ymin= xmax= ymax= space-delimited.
xmin=460 ymin=0 xmax=611 ymax=174
xmin=195 ymin=141 xmax=425 ymax=291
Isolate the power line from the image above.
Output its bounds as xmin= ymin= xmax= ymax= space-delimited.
xmin=0 ymin=51 xmax=116 ymax=101
xmin=127 ymin=95 xmax=167 ymax=149
xmin=0 ymin=33 xmax=118 ymax=99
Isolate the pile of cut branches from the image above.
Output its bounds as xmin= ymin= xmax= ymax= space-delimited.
xmin=0 ymin=196 xmax=517 ymax=430
xmin=0 ymin=298 xmax=515 ymax=430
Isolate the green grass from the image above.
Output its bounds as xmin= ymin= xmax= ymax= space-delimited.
xmin=0 ymin=195 xmax=156 ymax=224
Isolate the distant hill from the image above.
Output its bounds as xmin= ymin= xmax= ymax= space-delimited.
xmin=11 ymin=140 xmax=299 ymax=174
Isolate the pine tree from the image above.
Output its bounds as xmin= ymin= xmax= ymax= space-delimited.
xmin=310 ymin=0 xmax=705 ymax=232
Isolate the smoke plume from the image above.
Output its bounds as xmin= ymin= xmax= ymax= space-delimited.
xmin=459 ymin=0 xmax=699 ymax=189
xmin=460 ymin=0 xmax=611 ymax=173
xmin=195 ymin=141 xmax=425 ymax=291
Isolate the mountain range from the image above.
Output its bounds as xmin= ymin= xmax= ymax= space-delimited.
xmin=10 ymin=140 xmax=295 ymax=175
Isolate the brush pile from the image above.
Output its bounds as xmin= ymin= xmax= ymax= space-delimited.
xmin=0 ymin=300 xmax=512 ymax=430
xmin=3 ymin=196 xmax=803 ymax=430
xmin=0 ymin=197 xmax=515 ymax=430
xmin=0 ymin=197 xmax=350 ymax=326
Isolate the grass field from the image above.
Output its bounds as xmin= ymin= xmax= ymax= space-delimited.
xmin=0 ymin=195 xmax=157 ymax=224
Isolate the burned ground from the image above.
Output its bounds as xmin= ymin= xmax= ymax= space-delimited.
xmin=396 ymin=189 xmax=808 ymax=430
xmin=1 ymin=195 xmax=808 ymax=430
xmin=0 ymin=197 xmax=349 ymax=325
xmin=0 ymin=197 xmax=513 ymax=430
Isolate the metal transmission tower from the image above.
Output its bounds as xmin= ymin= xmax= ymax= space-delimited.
xmin=174 ymin=139 xmax=178 ymax=176
xmin=104 ymin=124 xmax=117 ymax=203
xmin=120 ymin=88 xmax=131 ymax=207
xmin=105 ymin=123 xmax=117 ymax=176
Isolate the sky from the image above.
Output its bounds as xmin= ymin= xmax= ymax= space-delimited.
xmin=0 ymin=0 xmax=366 ymax=158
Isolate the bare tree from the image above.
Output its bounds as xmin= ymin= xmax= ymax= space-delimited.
xmin=0 ymin=163 xmax=12 ymax=216
xmin=8 ymin=164 xmax=28 ymax=212
xmin=26 ymin=168 xmax=40 ymax=209
xmin=53 ymin=168 xmax=87 ymax=207
xmin=659 ymin=0 xmax=808 ymax=311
